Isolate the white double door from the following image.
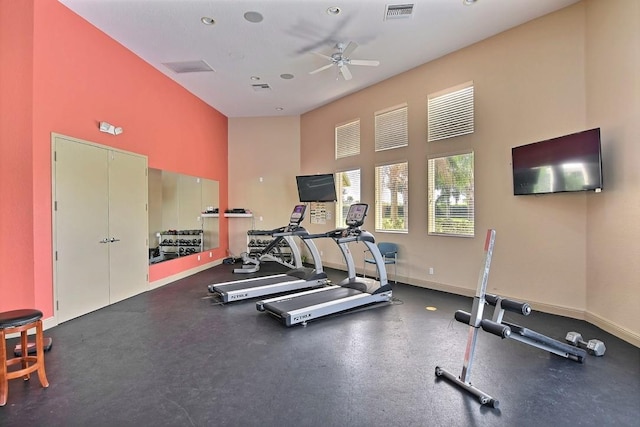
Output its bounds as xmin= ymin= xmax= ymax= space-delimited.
xmin=53 ymin=135 xmax=148 ymax=323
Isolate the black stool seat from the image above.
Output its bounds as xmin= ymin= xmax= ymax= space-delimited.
xmin=1 ymin=308 xmax=49 ymax=406
xmin=0 ymin=309 xmax=43 ymax=329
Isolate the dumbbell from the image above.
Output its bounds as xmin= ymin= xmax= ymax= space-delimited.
xmin=565 ymin=331 xmax=606 ymax=356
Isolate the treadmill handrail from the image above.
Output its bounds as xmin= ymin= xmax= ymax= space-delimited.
xmin=302 ymin=227 xmax=361 ymax=240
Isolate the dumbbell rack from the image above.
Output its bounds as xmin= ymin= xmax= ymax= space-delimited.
xmin=159 ymin=229 xmax=203 ymax=258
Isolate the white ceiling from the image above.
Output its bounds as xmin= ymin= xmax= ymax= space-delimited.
xmin=59 ymin=0 xmax=579 ymax=118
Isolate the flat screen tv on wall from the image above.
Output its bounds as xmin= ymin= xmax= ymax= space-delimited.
xmin=296 ymin=174 xmax=337 ymax=202
xmin=512 ymin=128 xmax=603 ymax=196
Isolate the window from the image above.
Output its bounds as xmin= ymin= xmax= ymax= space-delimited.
xmin=428 ymin=152 xmax=474 ymax=237
xmin=335 ymin=119 xmax=360 ymax=159
xmin=375 ymin=104 xmax=408 ymax=151
xmin=375 ymin=162 xmax=408 ymax=232
xmin=428 ymin=82 xmax=474 ymax=142
xmin=335 ymin=169 xmax=361 ymax=227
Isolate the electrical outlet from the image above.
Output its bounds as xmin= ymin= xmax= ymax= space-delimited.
xmin=209 ymin=252 xmax=213 ymax=258
xmin=198 ymin=255 xmax=201 ymax=261
xmin=429 ymin=267 xmax=434 ymax=275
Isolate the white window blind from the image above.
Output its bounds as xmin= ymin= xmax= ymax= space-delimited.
xmin=335 ymin=119 xmax=360 ymax=159
xmin=375 ymin=104 xmax=408 ymax=151
xmin=375 ymin=162 xmax=408 ymax=232
xmin=427 ymin=152 xmax=474 ymax=237
xmin=428 ymin=82 xmax=474 ymax=142
xmin=335 ymin=169 xmax=361 ymax=227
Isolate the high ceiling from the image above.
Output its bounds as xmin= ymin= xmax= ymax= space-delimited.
xmin=59 ymin=0 xmax=579 ymax=118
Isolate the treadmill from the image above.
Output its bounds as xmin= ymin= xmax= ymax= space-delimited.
xmin=256 ymin=203 xmax=393 ymax=326
xmin=208 ymin=205 xmax=329 ymax=303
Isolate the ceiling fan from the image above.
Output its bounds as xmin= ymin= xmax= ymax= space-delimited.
xmin=309 ymin=41 xmax=380 ymax=81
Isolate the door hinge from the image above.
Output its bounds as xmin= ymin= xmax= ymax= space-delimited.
xmin=56 ymin=300 xmax=59 ymax=311
xmin=55 ymin=251 xmax=58 ymax=261
xmin=54 ymin=151 xmax=57 ymax=161
xmin=146 ymin=274 xmax=149 ymax=282
xmin=54 ymin=201 xmax=57 ymax=211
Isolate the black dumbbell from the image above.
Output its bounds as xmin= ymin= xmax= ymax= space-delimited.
xmin=565 ymin=331 xmax=606 ymax=356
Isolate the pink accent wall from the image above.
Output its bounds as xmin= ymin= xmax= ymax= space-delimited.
xmin=0 ymin=1 xmax=36 ymax=311
xmin=0 ymin=0 xmax=229 ymax=316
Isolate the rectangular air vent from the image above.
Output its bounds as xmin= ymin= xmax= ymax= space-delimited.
xmin=252 ymin=83 xmax=271 ymax=92
xmin=162 ymin=60 xmax=215 ymax=73
xmin=384 ymin=4 xmax=414 ymax=20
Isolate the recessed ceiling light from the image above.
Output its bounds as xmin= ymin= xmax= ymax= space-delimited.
xmin=250 ymin=76 xmax=261 ymax=81
xmin=244 ymin=11 xmax=263 ymax=23
xmin=326 ymin=6 xmax=341 ymax=15
xmin=200 ymin=16 xmax=215 ymax=25
xmin=276 ymin=107 xmax=284 ymax=111
xmin=280 ymin=74 xmax=294 ymax=80
xmin=463 ymin=0 xmax=477 ymax=5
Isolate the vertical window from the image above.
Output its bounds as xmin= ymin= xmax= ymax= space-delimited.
xmin=428 ymin=82 xmax=474 ymax=142
xmin=375 ymin=104 xmax=408 ymax=151
xmin=335 ymin=169 xmax=361 ymax=227
xmin=375 ymin=162 xmax=408 ymax=232
xmin=428 ymin=152 xmax=474 ymax=237
xmin=335 ymin=119 xmax=360 ymax=159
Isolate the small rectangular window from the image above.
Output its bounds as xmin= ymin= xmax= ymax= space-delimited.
xmin=375 ymin=162 xmax=408 ymax=232
xmin=336 ymin=119 xmax=360 ymax=159
xmin=428 ymin=152 xmax=474 ymax=237
xmin=428 ymin=82 xmax=474 ymax=142
xmin=375 ymin=104 xmax=408 ymax=151
xmin=335 ymin=169 xmax=361 ymax=227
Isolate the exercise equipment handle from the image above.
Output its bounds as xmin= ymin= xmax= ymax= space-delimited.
xmin=481 ymin=319 xmax=511 ymax=339
xmin=454 ymin=310 xmax=472 ymax=325
xmin=485 ymin=294 xmax=531 ymax=316
xmin=453 ymin=310 xmax=510 ymax=338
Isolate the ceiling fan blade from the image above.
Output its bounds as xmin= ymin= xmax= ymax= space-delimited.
xmin=348 ymin=59 xmax=380 ymax=67
xmin=309 ymin=63 xmax=334 ymax=75
xmin=339 ymin=64 xmax=353 ymax=81
xmin=342 ymin=41 xmax=358 ymax=58
xmin=311 ymin=51 xmax=333 ymax=61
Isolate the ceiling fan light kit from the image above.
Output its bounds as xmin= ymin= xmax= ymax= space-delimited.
xmin=309 ymin=41 xmax=380 ymax=81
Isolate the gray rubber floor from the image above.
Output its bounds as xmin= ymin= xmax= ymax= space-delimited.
xmin=3 ymin=262 xmax=639 ymax=426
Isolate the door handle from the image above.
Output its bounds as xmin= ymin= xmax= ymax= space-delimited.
xmin=99 ymin=238 xmax=109 ymax=243
xmin=110 ymin=237 xmax=121 ymax=243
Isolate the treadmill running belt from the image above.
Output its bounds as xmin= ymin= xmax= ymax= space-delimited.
xmin=263 ymin=287 xmax=363 ymax=313
xmin=215 ymin=275 xmax=300 ymax=292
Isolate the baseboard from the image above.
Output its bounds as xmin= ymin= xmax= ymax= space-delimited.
xmin=412 ymin=280 xmax=639 ymax=348
xmin=332 ymin=263 xmax=640 ymax=348
xmin=150 ymin=259 xmax=222 ymax=290
xmin=584 ymin=311 xmax=640 ymax=348
xmin=410 ymin=277 xmax=476 ymax=298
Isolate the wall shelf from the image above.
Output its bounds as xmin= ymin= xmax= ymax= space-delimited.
xmin=224 ymin=213 xmax=253 ymax=218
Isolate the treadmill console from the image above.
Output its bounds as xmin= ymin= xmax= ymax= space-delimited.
xmin=345 ymin=203 xmax=368 ymax=228
xmin=288 ymin=204 xmax=307 ymax=226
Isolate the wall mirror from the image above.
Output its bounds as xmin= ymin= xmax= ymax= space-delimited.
xmin=148 ymin=168 xmax=219 ymax=263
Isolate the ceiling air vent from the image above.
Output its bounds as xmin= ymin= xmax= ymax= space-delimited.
xmin=384 ymin=4 xmax=414 ymax=20
xmin=252 ymin=83 xmax=271 ymax=92
xmin=162 ymin=60 xmax=215 ymax=73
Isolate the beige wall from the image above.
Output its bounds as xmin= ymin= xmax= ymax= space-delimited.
xmin=224 ymin=2 xmax=638 ymax=346
xmin=298 ymin=2 xmax=638 ymax=346
xmin=584 ymin=0 xmax=640 ymax=343
xmin=228 ymin=116 xmax=301 ymax=256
